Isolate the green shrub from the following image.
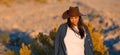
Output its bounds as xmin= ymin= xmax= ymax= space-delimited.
xmin=49 ymin=28 xmax=57 ymax=41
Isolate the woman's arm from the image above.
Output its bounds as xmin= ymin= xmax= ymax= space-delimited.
xmin=53 ymin=24 xmax=63 ymax=55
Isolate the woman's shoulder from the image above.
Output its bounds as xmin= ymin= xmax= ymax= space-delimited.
xmin=83 ymin=24 xmax=90 ymax=34
xmin=59 ymin=23 xmax=68 ymax=28
xmin=57 ymin=23 xmax=68 ymax=32
xmin=56 ymin=23 xmax=68 ymax=33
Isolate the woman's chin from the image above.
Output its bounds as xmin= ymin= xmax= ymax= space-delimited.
xmin=72 ymin=24 xmax=77 ymax=26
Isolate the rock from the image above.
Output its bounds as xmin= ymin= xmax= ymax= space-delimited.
xmin=113 ymin=41 xmax=120 ymax=51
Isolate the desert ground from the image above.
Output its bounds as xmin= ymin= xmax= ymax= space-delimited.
xmin=0 ymin=0 xmax=120 ymax=55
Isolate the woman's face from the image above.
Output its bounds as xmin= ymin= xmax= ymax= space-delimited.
xmin=70 ymin=16 xmax=79 ymax=26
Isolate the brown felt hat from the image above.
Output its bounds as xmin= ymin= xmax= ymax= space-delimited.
xmin=62 ymin=6 xmax=85 ymax=19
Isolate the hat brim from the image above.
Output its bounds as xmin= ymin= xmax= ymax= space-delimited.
xmin=62 ymin=10 xmax=86 ymax=19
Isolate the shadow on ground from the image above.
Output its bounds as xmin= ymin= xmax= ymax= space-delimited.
xmin=104 ymin=37 xmax=120 ymax=55
xmin=0 ymin=29 xmax=33 ymax=53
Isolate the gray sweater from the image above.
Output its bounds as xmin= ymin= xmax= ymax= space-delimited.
xmin=53 ymin=23 xmax=94 ymax=55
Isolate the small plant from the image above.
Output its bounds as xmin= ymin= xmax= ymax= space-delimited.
xmin=0 ymin=0 xmax=15 ymax=6
xmin=2 ymin=49 xmax=15 ymax=55
xmin=20 ymin=42 xmax=31 ymax=55
xmin=35 ymin=0 xmax=48 ymax=3
xmin=57 ymin=0 xmax=63 ymax=2
xmin=0 ymin=32 xmax=10 ymax=44
xmin=49 ymin=28 xmax=57 ymax=41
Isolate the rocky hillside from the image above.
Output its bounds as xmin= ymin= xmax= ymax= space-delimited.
xmin=0 ymin=0 xmax=120 ymax=55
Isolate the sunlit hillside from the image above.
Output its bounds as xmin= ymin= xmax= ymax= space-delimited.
xmin=0 ymin=0 xmax=120 ymax=55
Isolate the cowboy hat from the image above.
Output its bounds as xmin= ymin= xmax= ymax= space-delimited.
xmin=62 ymin=6 xmax=86 ymax=19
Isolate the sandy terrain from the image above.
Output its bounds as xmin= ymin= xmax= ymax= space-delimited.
xmin=0 ymin=0 xmax=120 ymax=55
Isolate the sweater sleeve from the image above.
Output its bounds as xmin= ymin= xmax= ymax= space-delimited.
xmin=84 ymin=26 xmax=94 ymax=55
xmin=53 ymin=24 xmax=63 ymax=55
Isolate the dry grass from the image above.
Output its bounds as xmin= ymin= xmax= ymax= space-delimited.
xmin=0 ymin=32 xmax=10 ymax=44
xmin=35 ymin=0 xmax=48 ymax=3
xmin=0 ymin=0 xmax=15 ymax=6
xmin=2 ymin=49 xmax=15 ymax=55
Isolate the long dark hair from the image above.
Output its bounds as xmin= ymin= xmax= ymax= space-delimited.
xmin=67 ymin=16 xmax=85 ymax=39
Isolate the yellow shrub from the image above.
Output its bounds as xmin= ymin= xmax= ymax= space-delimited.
xmin=0 ymin=32 xmax=10 ymax=44
xmin=20 ymin=43 xmax=31 ymax=55
xmin=84 ymin=22 xmax=109 ymax=55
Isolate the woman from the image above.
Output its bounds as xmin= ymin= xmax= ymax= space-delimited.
xmin=53 ymin=6 xmax=94 ymax=55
